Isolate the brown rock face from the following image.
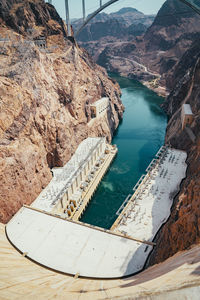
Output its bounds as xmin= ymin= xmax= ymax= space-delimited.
xmin=0 ymin=0 xmax=123 ymax=223
xmin=147 ymin=41 xmax=200 ymax=265
xmin=0 ymin=0 xmax=67 ymax=37
xmin=83 ymin=0 xmax=200 ymax=96
xmin=73 ymin=7 xmax=153 ymax=43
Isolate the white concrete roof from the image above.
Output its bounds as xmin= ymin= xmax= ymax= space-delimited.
xmin=6 ymin=207 xmax=151 ymax=278
xmin=90 ymin=97 xmax=109 ymax=107
xmin=32 ymin=137 xmax=104 ymax=212
xmin=114 ymin=148 xmax=187 ymax=245
xmin=183 ymin=104 xmax=193 ymax=115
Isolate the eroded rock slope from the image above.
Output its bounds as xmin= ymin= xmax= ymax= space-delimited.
xmin=0 ymin=0 xmax=123 ymax=223
xmin=148 ymin=38 xmax=200 ymax=265
xmin=85 ymin=0 xmax=200 ymax=95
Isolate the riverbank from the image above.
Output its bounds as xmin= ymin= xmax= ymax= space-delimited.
xmin=142 ymin=80 xmax=169 ymax=98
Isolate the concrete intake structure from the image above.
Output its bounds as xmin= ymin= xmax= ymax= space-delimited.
xmin=181 ymin=103 xmax=194 ymax=129
xmin=90 ymin=97 xmax=110 ymax=118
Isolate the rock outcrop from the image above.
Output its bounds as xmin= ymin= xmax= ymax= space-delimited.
xmin=73 ymin=7 xmax=154 ymax=42
xmin=73 ymin=7 xmax=154 ymax=62
xmin=148 ymin=38 xmax=200 ymax=265
xmin=82 ymin=0 xmax=200 ymax=96
xmin=0 ymin=0 xmax=123 ymax=223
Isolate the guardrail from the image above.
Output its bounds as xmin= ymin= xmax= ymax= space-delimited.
xmin=116 ymin=194 xmax=132 ymax=216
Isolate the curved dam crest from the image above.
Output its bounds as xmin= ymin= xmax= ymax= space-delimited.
xmin=81 ymin=74 xmax=168 ymax=228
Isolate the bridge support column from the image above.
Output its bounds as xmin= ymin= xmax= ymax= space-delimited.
xmin=82 ymin=0 xmax=86 ymax=21
xmin=65 ymin=0 xmax=71 ymax=36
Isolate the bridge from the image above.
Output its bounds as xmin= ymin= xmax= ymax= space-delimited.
xmin=46 ymin=0 xmax=200 ymax=37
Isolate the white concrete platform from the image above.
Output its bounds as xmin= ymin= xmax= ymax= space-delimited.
xmin=112 ymin=148 xmax=187 ymax=249
xmin=32 ymin=137 xmax=105 ymax=212
xmin=6 ymin=207 xmax=152 ymax=278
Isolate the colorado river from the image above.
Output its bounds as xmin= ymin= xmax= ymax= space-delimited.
xmin=81 ymin=74 xmax=167 ymax=229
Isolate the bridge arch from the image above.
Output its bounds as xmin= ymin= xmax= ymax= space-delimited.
xmin=74 ymin=0 xmax=200 ymax=37
xmin=75 ymin=0 xmax=120 ymax=37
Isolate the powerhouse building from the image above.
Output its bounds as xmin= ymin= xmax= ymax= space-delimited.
xmin=32 ymin=137 xmax=107 ymax=216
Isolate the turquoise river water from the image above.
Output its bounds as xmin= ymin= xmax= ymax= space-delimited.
xmin=81 ymin=74 xmax=167 ymax=229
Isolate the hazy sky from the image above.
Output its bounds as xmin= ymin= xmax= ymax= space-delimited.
xmin=47 ymin=0 xmax=166 ymax=19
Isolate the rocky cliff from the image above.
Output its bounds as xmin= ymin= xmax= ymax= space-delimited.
xmin=148 ymin=38 xmax=200 ymax=265
xmin=73 ymin=7 xmax=154 ymax=62
xmin=0 ymin=0 xmax=124 ymax=223
xmin=89 ymin=0 xmax=200 ymax=96
xmin=73 ymin=7 xmax=154 ymax=42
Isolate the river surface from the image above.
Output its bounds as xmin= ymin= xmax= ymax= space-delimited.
xmin=81 ymin=74 xmax=167 ymax=229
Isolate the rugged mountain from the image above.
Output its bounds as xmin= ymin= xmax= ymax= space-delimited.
xmin=72 ymin=7 xmax=154 ymax=62
xmin=148 ymin=38 xmax=200 ymax=265
xmin=143 ymin=0 xmax=200 ymax=87
xmin=0 ymin=0 xmax=123 ymax=223
xmin=73 ymin=7 xmax=154 ymax=42
xmin=92 ymin=0 xmax=200 ymax=96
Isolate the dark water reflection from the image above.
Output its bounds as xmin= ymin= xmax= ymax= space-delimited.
xmin=81 ymin=74 xmax=167 ymax=229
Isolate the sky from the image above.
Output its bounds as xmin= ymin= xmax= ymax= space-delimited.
xmin=47 ymin=0 xmax=166 ymax=20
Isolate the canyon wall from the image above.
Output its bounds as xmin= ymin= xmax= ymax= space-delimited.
xmin=81 ymin=0 xmax=200 ymax=96
xmin=148 ymin=38 xmax=200 ymax=265
xmin=0 ymin=0 xmax=123 ymax=223
xmin=73 ymin=7 xmax=154 ymax=60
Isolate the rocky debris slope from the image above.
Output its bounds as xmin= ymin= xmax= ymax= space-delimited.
xmin=0 ymin=0 xmax=123 ymax=223
xmin=148 ymin=38 xmax=200 ymax=265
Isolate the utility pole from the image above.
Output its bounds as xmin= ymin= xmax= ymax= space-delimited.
xmin=82 ymin=0 xmax=86 ymax=21
xmin=65 ymin=0 xmax=71 ymax=36
xmin=100 ymin=0 xmax=102 ymax=7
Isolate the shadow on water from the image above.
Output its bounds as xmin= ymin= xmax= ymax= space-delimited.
xmin=81 ymin=74 xmax=167 ymax=229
